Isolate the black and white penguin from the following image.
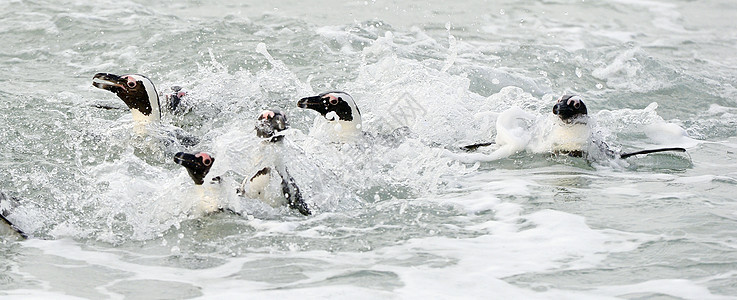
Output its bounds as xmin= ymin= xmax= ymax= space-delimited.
xmin=92 ymin=73 xmax=197 ymax=146
xmin=237 ymin=110 xmax=311 ymax=216
xmin=165 ymin=86 xmax=187 ymax=113
xmin=551 ymin=95 xmax=685 ymax=158
xmin=92 ymin=73 xmax=163 ymax=125
xmin=462 ymin=94 xmax=686 ymax=159
xmin=550 ymin=94 xmax=591 ymax=157
xmin=173 ymin=151 xmax=223 ymax=214
xmin=0 ymin=192 xmax=27 ymax=239
xmin=297 ymin=91 xmax=362 ymax=142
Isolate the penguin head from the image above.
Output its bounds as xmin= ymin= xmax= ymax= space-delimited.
xmin=553 ymin=95 xmax=588 ymax=123
xmin=165 ymin=86 xmax=186 ymax=112
xmin=174 ymin=152 xmax=214 ymax=185
xmin=93 ymin=73 xmax=161 ymax=120
xmin=255 ymin=109 xmax=289 ymax=142
xmin=297 ymin=91 xmax=362 ymax=125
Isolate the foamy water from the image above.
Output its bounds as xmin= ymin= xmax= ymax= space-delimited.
xmin=1 ymin=0 xmax=737 ymax=298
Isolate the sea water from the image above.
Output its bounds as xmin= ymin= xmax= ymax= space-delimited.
xmin=1 ymin=0 xmax=736 ymax=298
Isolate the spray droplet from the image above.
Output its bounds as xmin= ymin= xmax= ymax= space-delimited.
xmin=596 ymin=83 xmax=604 ymax=89
xmin=575 ymin=67 xmax=583 ymax=78
xmin=500 ymin=9 xmax=505 ymax=15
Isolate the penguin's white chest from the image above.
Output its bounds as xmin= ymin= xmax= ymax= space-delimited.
xmin=550 ymin=123 xmax=590 ymax=152
xmin=240 ymin=145 xmax=290 ymax=208
xmin=311 ymin=118 xmax=361 ymax=143
xmin=192 ymin=183 xmax=221 ymax=215
xmin=130 ymin=109 xmax=160 ymax=135
xmin=243 ymin=169 xmax=288 ymax=208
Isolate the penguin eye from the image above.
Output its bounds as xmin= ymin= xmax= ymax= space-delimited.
xmin=127 ymin=81 xmax=137 ymax=88
xmin=329 ymin=97 xmax=339 ymax=105
xmin=202 ymin=158 xmax=211 ymax=166
xmin=573 ymin=102 xmax=580 ymax=109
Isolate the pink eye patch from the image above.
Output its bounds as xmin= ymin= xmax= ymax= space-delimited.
xmin=195 ymin=152 xmax=213 ymax=166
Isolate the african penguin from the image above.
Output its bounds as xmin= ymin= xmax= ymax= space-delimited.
xmin=462 ymin=94 xmax=686 ymax=159
xmin=174 ymin=151 xmax=223 ymax=214
xmin=551 ymin=95 xmax=685 ymax=158
xmin=297 ymin=91 xmax=362 ymax=142
xmin=237 ymin=110 xmax=311 ymax=216
xmin=93 ymin=73 xmax=197 ymax=146
xmin=166 ymin=86 xmax=187 ymax=113
xmin=93 ymin=73 xmax=162 ymax=124
xmin=550 ymin=94 xmax=591 ymax=156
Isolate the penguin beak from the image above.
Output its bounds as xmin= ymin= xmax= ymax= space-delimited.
xmin=92 ymin=73 xmax=126 ymax=93
xmin=297 ymin=95 xmax=325 ymax=110
xmin=173 ymin=152 xmax=196 ymax=167
xmin=552 ymin=102 xmax=586 ymax=123
xmin=255 ymin=118 xmax=276 ymax=139
xmin=174 ymin=152 xmax=213 ymax=185
xmin=553 ymin=103 xmax=574 ymax=122
xmin=552 ymin=103 xmax=564 ymax=116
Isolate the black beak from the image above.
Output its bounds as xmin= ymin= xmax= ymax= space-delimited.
xmin=297 ymin=95 xmax=324 ymax=110
xmin=174 ymin=152 xmax=213 ymax=185
xmin=553 ymin=102 xmax=585 ymax=123
xmin=92 ymin=73 xmax=126 ymax=93
xmin=552 ymin=103 xmax=565 ymax=117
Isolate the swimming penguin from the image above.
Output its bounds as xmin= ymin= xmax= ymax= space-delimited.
xmin=92 ymin=73 xmax=163 ymax=125
xmin=549 ymin=94 xmax=591 ymax=157
xmin=173 ymin=151 xmax=223 ymax=214
xmin=297 ymin=91 xmax=362 ymax=142
xmin=551 ymin=94 xmax=686 ymax=158
xmin=0 ymin=192 xmax=28 ymax=239
xmin=165 ymin=86 xmax=187 ymax=113
xmin=92 ymin=73 xmax=197 ymax=145
xmin=237 ymin=110 xmax=311 ymax=216
xmin=461 ymin=94 xmax=686 ymax=159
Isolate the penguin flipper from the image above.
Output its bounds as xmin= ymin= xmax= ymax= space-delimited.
xmin=619 ymin=147 xmax=687 ymax=159
xmin=237 ymin=167 xmax=271 ymax=195
xmin=277 ymin=168 xmax=311 ymax=216
xmin=462 ymin=142 xmax=494 ymax=152
xmin=91 ymin=102 xmax=127 ymax=111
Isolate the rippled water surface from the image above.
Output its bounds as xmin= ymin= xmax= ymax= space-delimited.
xmin=1 ymin=0 xmax=737 ymax=298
